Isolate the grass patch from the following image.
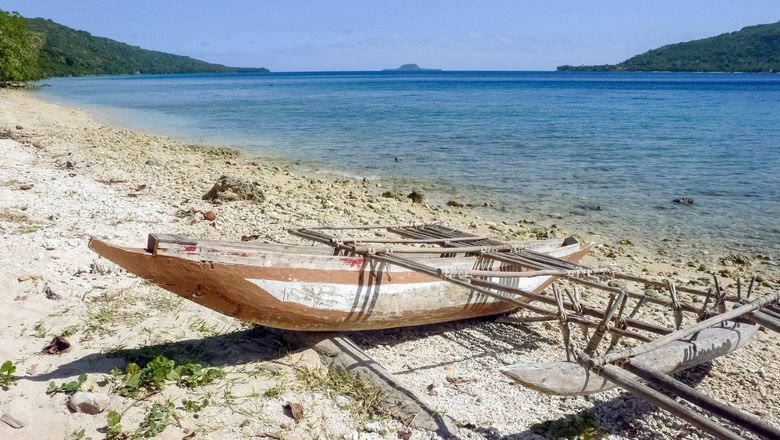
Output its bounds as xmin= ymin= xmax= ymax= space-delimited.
xmin=16 ymin=225 xmax=41 ymax=234
xmin=135 ymin=400 xmax=175 ymax=439
xmin=0 ymin=208 xmax=42 ymax=233
xmin=262 ymin=381 xmax=286 ymax=398
xmin=82 ymin=292 xmax=147 ymax=341
xmin=105 ymin=401 xmax=177 ymax=440
xmin=296 ymin=367 xmax=384 ymax=421
xmin=62 ymin=324 xmax=80 ymax=337
xmin=0 ymin=209 xmax=32 ymax=223
xmin=530 ymin=411 xmax=607 ymax=439
xmin=33 ymin=320 xmax=50 ymax=338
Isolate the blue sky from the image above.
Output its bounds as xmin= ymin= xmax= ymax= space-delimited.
xmin=2 ymin=0 xmax=779 ymax=71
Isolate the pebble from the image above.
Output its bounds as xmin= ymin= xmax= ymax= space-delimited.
xmin=335 ymin=395 xmax=350 ymax=407
xmin=0 ymin=411 xmax=26 ymax=429
xmin=17 ymin=274 xmax=37 ymax=282
xmin=363 ymin=420 xmax=385 ymax=433
xmin=285 ymin=348 xmax=323 ymax=370
xmin=203 ymin=210 xmax=217 ymax=221
xmin=68 ymin=391 xmax=110 ymax=414
xmin=672 ymin=197 xmax=694 ymax=205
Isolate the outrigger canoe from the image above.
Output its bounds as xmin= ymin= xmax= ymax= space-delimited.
xmin=88 ymin=223 xmax=780 ymax=438
xmin=88 ymin=226 xmax=592 ymax=331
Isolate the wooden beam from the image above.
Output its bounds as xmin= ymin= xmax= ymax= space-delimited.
xmin=749 ymin=310 xmax=780 ymax=333
xmin=625 ymin=361 xmax=780 ymax=440
xmin=439 ymin=268 xmax=611 ymax=278
xmin=586 ymin=291 xmax=780 ymax=367
xmin=598 ymin=364 xmax=743 ymax=440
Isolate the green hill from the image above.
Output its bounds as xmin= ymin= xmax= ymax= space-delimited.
xmin=26 ymin=17 xmax=269 ymax=78
xmin=558 ymin=21 xmax=780 ymax=73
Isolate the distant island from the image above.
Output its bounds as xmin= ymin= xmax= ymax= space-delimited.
xmin=0 ymin=10 xmax=268 ymax=84
xmin=383 ymin=63 xmax=442 ymax=72
xmin=558 ymin=20 xmax=780 ymax=73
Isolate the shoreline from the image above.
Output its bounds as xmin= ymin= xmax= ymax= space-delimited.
xmin=34 ymin=75 xmax=780 ymax=267
xmin=2 ymin=88 xmax=779 ymax=439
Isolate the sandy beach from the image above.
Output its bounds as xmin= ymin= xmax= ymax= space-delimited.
xmin=1 ymin=88 xmax=779 ymax=440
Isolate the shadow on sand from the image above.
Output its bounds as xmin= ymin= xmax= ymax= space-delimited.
xmin=349 ymin=315 xmax=558 ymax=374
xmin=23 ymin=326 xmax=287 ymax=383
xmin=485 ymin=362 xmax=714 ymax=440
xmin=22 ymin=316 xmax=715 ymax=439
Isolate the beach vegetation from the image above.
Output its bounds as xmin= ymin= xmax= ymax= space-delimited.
xmin=105 ymin=410 xmax=125 ymax=440
xmin=262 ymin=380 xmax=287 ymax=398
xmin=0 ymin=360 xmax=16 ymax=389
xmin=111 ymin=355 xmax=224 ymax=397
xmin=47 ymin=373 xmax=87 ymax=395
xmin=530 ymin=411 xmax=607 ymax=439
xmin=70 ymin=428 xmax=90 ymax=440
xmin=181 ymin=397 xmax=209 ymax=413
xmin=0 ymin=10 xmax=43 ymax=85
xmin=134 ymin=400 xmax=175 ymax=439
xmin=33 ymin=319 xmax=50 ymax=338
xmin=296 ymin=367 xmax=384 ymax=421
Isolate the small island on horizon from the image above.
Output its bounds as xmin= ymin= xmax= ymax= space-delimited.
xmin=558 ymin=20 xmax=780 ymax=73
xmin=382 ymin=63 xmax=442 ymax=72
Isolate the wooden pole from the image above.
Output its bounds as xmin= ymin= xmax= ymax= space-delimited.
xmin=597 ymin=364 xmax=743 ymax=440
xmin=437 ymin=268 xmax=611 ymax=278
xmin=372 ymin=253 xmax=654 ymax=342
xmin=342 ymin=236 xmax=489 ymax=244
xmin=567 ymin=276 xmax=700 ymax=314
xmin=625 ymin=361 xmax=780 ymax=440
xmin=610 ymin=272 xmax=735 ymax=301
xmin=585 ymin=291 xmax=780 ymax=367
xmin=749 ymin=310 xmax=780 ymax=333
xmin=466 ymin=278 xmax=672 ymax=336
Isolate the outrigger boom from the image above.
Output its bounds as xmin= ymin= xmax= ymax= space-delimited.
xmin=90 ymin=223 xmax=780 ymax=438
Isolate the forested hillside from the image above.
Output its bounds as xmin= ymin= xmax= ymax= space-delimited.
xmin=0 ymin=10 xmax=268 ymax=84
xmin=558 ymin=21 xmax=780 ymax=72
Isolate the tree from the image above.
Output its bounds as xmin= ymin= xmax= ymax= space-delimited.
xmin=0 ymin=10 xmax=42 ymax=85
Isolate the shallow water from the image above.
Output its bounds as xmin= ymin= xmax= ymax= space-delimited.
xmin=37 ymin=71 xmax=780 ymax=258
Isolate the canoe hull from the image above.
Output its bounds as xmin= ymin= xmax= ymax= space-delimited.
xmin=89 ymin=236 xmax=591 ymax=331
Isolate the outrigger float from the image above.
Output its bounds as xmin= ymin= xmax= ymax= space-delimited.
xmin=90 ymin=223 xmax=780 ymax=439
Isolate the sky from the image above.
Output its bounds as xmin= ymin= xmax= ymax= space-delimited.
xmin=2 ymin=1 xmax=780 ymax=71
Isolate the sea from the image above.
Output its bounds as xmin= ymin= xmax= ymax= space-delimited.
xmin=36 ymin=71 xmax=780 ymax=260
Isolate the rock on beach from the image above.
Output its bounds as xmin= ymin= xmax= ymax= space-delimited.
xmin=202 ymin=175 xmax=264 ymax=203
xmin=68 ymin=392 xmax=110 ymax=414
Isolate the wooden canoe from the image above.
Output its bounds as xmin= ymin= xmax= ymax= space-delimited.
xmin=88 ymin=234 xmax=592 ymax=331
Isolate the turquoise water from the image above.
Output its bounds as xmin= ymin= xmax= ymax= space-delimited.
xmin=38 ymin=71 xmax=780 ymax=258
